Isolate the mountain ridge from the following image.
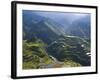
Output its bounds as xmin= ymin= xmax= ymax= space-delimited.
xmin=22 ymin=10 xmax=91 ymax=69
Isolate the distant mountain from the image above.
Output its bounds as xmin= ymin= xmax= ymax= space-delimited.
xmin=23 ymin=11 xmax=90 ymax=41
xmin=23 ymin=10 xmax=65 ymax=44
xmin=66 ymin=15 xmax=91 ymax=39
xmin=33 ymin=12 xmax=90 ymax=35
xmin=23 ymin=11 xmax=91 ymax=68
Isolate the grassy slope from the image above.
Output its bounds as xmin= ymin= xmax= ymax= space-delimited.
xmin=23 ymin=37 xmax=84 ymax=69
xmin=23 ymin=38 xmax=54 ymax=69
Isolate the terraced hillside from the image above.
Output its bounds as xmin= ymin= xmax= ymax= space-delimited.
xmin=22 ymin=10 xmax=91 ymax=69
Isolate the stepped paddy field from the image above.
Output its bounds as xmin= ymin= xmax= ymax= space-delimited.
xmin=22 ymin=10 xmax=91 ymax=69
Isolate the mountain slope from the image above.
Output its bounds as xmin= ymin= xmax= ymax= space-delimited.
xmin=22 ymin=11 xmax=91 ymax=69
xmin=66 ymin=15 xmax=90 ymax=39
xmin=47 ymin=35 xmax=90 ymax=66
xmin=23 ymin=37 xmax=54 ymax=69
xmin=23 ymin=10 xmax=65 ymax=44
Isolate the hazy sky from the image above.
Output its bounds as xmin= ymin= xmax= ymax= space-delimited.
xmin=32 ymin=11 xmax=90 ymax=23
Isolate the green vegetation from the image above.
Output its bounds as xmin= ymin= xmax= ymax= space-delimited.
xmin=23 ymin=35 xmax=90 ymax=69
xmin=22 ymin=11 xmax=91 ymax=69
xmin=63 ymin=60 xmax=81 ymax=67
xmin=47 ymin=35 xmax=90 ymax=66
xmin=23 ymin=37 xmax=54 ymax=69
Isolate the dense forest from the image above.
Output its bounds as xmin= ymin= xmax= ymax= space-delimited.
xmin=22 ymin=10 xmax=91 ymax=69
